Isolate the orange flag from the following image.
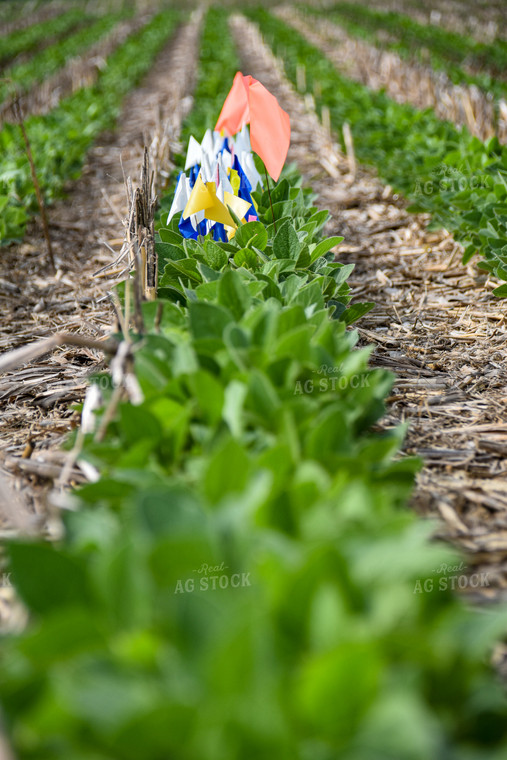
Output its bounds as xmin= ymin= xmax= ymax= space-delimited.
xmin=215 ymin=71 xmax=250 ymax=136
xmin=248 ymin=79 xmax=290 ymax=183
xmin=215 ymin=72 xmax=290 ymax=182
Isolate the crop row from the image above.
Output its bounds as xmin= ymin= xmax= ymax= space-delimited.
xmin=0 ymin=6 xmax=89 ymax=67
xmin=318 ymin=1 xmax=507 ymax=81
xmin=249 ymin=8 xmax=507 ymax=294
xmin=0 ymin=7 xmax=181 ymax=244
xmin=305 ymin=1 xmax=507 ymax=111
xmin=0 ymin=8 xmax=133 ymax=110
xmin=367 ymin=0 xmax=507 ymax=42
xmin=286 ymin=6 xmax=503 ymax=147
xmin=1 ymin=7 xmax=507 ymax=759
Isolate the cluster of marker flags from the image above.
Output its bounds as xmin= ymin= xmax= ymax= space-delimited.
xmin=167 ymin=72 xmax=291 ymax=241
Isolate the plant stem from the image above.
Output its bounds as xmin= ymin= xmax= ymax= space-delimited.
xmin=13 ymin=101 xmax=56 ymax=274
xmin=264 ymin=167 xmax=277 ymax=234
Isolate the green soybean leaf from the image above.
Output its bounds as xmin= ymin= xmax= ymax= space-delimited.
xmin=342 ymin=302 xmax=375 ymax=325
xmin=204 ymin=239 xmax=229 ymax=270
xmin=309 ymin=236 xmax=344 ymax=263
xmin=188 ymin=301 xmax=233 ymax=339
xmin=218 ymin=269 xmax=252 ymax=320
xmin=234 ymin=247 xmax=259 ymax=269
xmin=204 ymin=437 xmax=251 ymax=504
xmin=158 ymin=228 xmax=184 ymax=244
xmin=233 ymin=221 xmax=268 ymax=250
xmin=8 ymin=542 xmax=93 ymax=614
xmin=273 ymin=220 xmax=302 ymax=260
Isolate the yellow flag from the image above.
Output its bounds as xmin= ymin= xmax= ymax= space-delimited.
xmin=224 ymin=192 xmax=252 ymax=223
xmin=183 ymin=176 xmax=236 ymax=228
xmin=182 ymin=175 xmax=212 ymax=220
xmin=229 ymin=169 xmax=241 ymax=196
xmin=205 ymin=183 xmax=236 ymax=227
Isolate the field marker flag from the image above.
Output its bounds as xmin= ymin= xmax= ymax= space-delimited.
xmin=200 ymin=151 xmax=214 ymax=183
xmin=167 ymin=172 xmax=190 ymax=224
xmin=232 ymin=156 xmax=258 ymax=220
xmin=182 ymin=172 xmax=253 ymax=237
xmin=217 ymin=155 xmax=234 ymax=195
xmin=183 ymin=174 xmax=236 ymax=228
xmin=215 ymin=72 xmax=290 ymax=182
xmin=234 ymin=124 xmax=251 ymax=155
xmin=184 ymin=135 xmax=202 ymax=170
xmin=215 ymin=72 xmax=250 ymax=136
xmin=201 ymin=129 xmax=214 ymax=157
xmin=223 ymin=192 xmax=251 ymax=225
xmin=240 ymin=151 xmax=263 ymax=192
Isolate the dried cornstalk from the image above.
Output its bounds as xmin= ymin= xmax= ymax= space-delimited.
xmin=0 ymin=332 xmax=118 ymax=375
xmin=343 ymin=121 xmax=356 ymax=180
xmin=124 ymin=148 xmax=157 ymax=308
xmin=12 ymin=99 xmax=56 ymax=273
